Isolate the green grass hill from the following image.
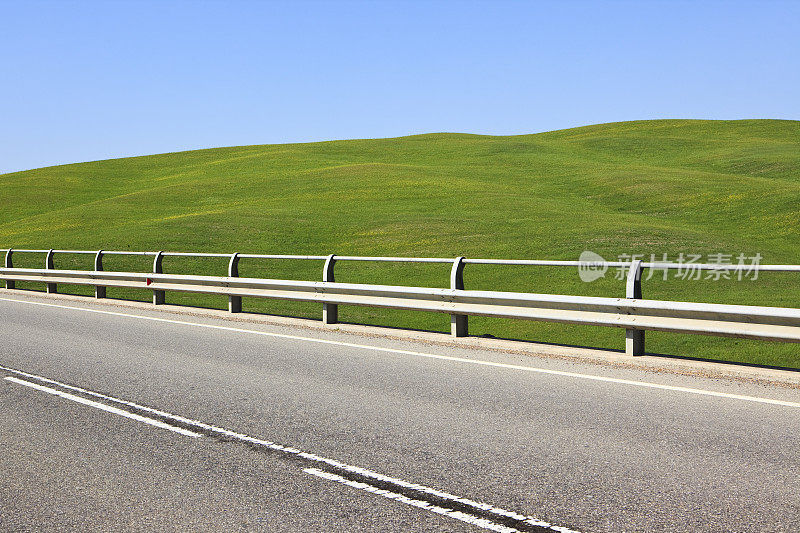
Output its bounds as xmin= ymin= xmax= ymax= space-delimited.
xmin=2 ymin=119 xmax=799 ymax=368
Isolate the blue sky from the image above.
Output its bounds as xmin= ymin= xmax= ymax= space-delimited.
xmin=1 ymin=0 xmax=798 ymax=174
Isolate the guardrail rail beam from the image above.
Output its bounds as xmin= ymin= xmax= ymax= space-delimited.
xmin=3 ymin=248 xmax=800 ymax=358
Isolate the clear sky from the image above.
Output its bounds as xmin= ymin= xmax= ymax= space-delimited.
xmin=1 ymin=0 xmax=798 ymax=174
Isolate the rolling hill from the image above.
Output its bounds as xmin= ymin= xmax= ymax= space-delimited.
xmin=2 ymin=119 xmax=799 ymax=368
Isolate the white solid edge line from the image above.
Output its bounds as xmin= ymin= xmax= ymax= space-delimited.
xmin=0 ymin=364 xmax=578 ymax=533
xmin=1 ymin=296 xmax=798 ymax=408
xmin=4 ymin=376 xmax=202 ymax=438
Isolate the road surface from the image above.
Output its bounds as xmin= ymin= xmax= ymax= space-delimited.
xmin=1 ymin=292 xmax=798 ymax=532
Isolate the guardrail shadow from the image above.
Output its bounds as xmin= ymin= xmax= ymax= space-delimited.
xmin=478 ymin=332 xmax=800 ymax=374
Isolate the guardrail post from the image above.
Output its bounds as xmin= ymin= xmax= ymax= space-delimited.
xmin=4 ymin=249 xmax=13 ymax=289
xmin=625 ymin=259 xmax=644 ymax=356
xmin=152 ymin=251 xmax=165 ymax=305
xmin=322 ymin=254 xmax=338 ymax=324
xmin=450 ymin=256 xmax=467 ymax=337
xmin=228 ymin=252 xmax=241 ymax=313
xmin=94 ymin=250 xmax=106 ymax=299
xmin=45 ymin=249 xmax=57 ymax=294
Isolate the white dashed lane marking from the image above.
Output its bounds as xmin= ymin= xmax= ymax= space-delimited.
xmin=0 ymin=364 xmax=580 ymax=533
xmin=304 ymin=468 xmax=577 ymax=533
xmin=5 ymin=376 xmax=202 ymax=437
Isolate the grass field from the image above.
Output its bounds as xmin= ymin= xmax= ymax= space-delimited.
xmin=2 ymin=119 xmax=799 ymax=368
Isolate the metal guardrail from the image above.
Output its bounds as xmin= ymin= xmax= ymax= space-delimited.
xmin=2 ymin=248 xmax=799 ymax=356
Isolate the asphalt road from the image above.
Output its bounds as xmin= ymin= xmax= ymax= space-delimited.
xmin=1 ymin=292 xmax=799 ymax=532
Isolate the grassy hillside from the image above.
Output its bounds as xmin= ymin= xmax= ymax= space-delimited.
xmin=2 ymin=119 xmax=799 ymax=368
